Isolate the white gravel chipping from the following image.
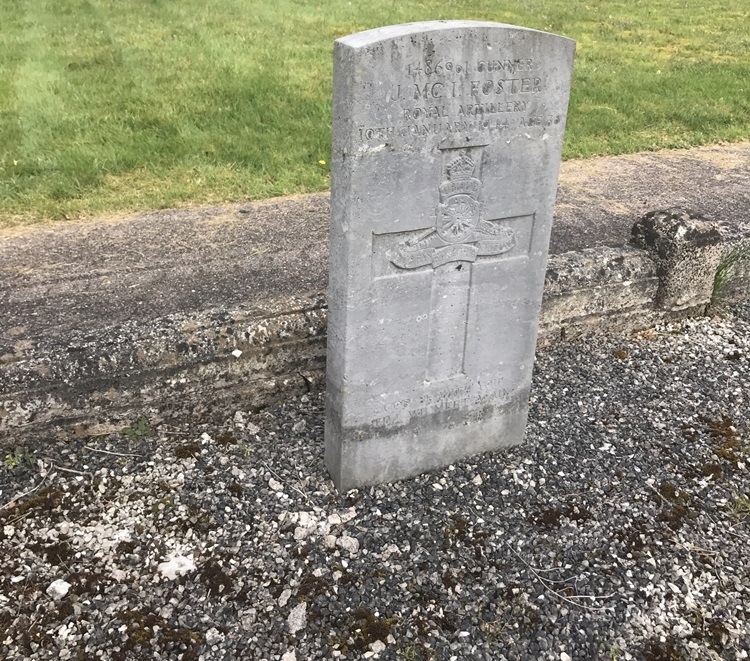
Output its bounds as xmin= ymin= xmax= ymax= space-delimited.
xmin=288 ymin=602 xmax=307 ymax=635
xmin=1 ymin=303 xmax=749 ymax=660
xmin=157 ymin=552 xmax=197 ymax=581
xmin=45 ymin=580 xmax=71 ymax=601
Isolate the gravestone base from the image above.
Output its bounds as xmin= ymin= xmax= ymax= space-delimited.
xmin=326 ymin=388 xmax=529 ymax=491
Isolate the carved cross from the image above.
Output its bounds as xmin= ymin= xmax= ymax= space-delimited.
xmin=377 ymin=146 xmax=534 ymax=382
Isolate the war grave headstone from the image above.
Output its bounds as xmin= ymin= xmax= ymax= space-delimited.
xmin=325 ymin=21 xmax=575 ymax=490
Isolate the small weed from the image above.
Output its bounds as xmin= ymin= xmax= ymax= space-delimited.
xmin=297 ymin=572 xmax=330 ymax=599
xmin=712 ymin=242 xmax=750 ymax=309
xmin=28 ymin=538 xmax=73 ymax=565
xmin=3 ymin=446 xmax=35 ymax=469
xmin=0 ymin=486 xmax=64 ymax=520
xmin=338 ymin=571 xmax=360 ymax=587
xmin=122 ymin=417 xmax=152 ymax=441
xmin=614 ymin=520 xmax=650 ymax=556
xmin=652 ymin=481 xmax=697 ymax=531
xmin=348 ymin=607 xmax=397 ymax=652
xmin=183 ymin=505 xmax=216 ymax=535
xmin=700 ymin=462 xmax=723 ymax=480
xmin=215 ymin=432 xmax=237 ymax=446
xmin=398 ymin=645 xmax=435 ymax=660
xmin=442 ymin=514 xmax=470 ymax=540
xmin=729 ymin=494 xmax=750 ymax=520
xmin=236 ymin=442 xmax=253 ymax=457
xmin=330 ymin=606 xmax=397 ymax=654
xmin=116 ymin=609 xmax=203 ymax=656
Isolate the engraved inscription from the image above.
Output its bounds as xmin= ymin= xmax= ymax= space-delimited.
xmin=469 ymin=78 xmax=542 ymax=96
xmin=369 ymin=378 xmax=517 ymax=429
xmin=360 ymin=118 xmax=514 ymax=141
xmin=390 ymin=76 xmax=541 ymax=101
xmin=360 ymin=53 xmax=563 ymax=144
xmin=406 ymin=58 xmax=535 ymax=77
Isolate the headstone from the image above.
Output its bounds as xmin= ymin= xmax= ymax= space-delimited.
xmin=325 ymin=21 xmax=575 ymax=490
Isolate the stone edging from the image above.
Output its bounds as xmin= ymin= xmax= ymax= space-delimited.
xmin=1 ymin=206 xmax=747 ymax=446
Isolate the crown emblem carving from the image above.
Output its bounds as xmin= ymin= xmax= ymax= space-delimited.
xmin=446 ymin=153 xmax=476 ymax=180
xmin=440 ymin=152 xmax=481 ymax=201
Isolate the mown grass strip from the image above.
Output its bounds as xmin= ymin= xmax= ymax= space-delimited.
xmin=0 ymin=0 xmax=748 ymax=226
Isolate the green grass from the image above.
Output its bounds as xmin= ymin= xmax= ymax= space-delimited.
xmin=712 ymin=241 xmax=750 ymax=309
xmin=0 ymin=0 xmax=748 ymax=226
xmin=729 ymin=494 xmax=750 ymax=520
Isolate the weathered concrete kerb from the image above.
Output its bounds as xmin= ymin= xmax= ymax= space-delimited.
xmin=1 ymin=143 xmax=749 ymax=447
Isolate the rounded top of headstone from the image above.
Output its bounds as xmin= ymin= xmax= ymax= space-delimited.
xmin=336 ymin=20 xmax=575 ymax=49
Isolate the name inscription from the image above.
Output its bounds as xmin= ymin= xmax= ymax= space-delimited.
xmin=390 ymin=77 xmax=542 ymax=103
xmin=358 ymin=54 xmax=560 ymax=143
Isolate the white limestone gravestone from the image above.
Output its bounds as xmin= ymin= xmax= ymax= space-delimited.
xmin=325 ymin=21 xmax=575 ymax=490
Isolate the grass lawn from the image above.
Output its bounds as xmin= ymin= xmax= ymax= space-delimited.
xmin=0 ymin=0 xmax=748 ymax=226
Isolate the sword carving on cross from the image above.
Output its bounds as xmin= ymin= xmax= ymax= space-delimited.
xmin=382 ymin=144 xmax=534 ymax=383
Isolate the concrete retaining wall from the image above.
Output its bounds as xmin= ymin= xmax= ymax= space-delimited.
xmin=2 ymin=144 xmax=749 ymax=447
xmin=2 ymin=234 xmax=747 ymax=447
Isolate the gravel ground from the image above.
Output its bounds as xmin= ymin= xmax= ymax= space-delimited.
xmin=1 ymin=304 xmax=749 ymax=661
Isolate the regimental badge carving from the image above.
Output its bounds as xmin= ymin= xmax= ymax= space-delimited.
xmin=389 ymin=152 xmax=515 ymax=270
